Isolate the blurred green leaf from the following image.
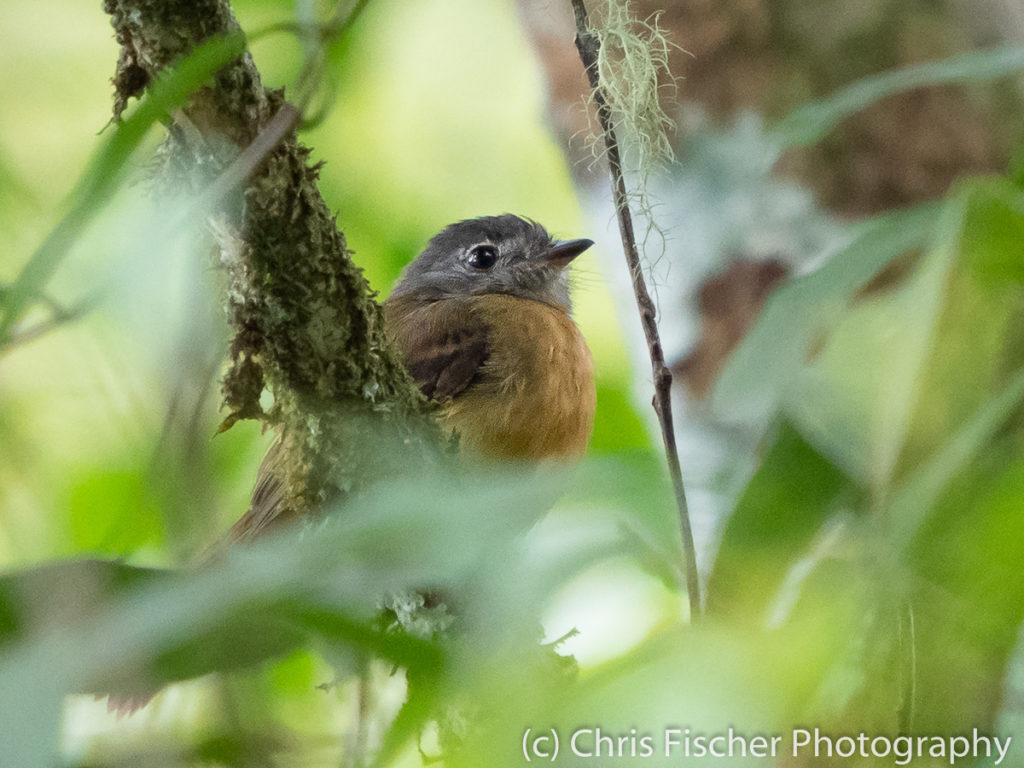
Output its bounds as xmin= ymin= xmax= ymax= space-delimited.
xmin=449 ymin=618 xmax=876 ymax=768
xmin=896 ymin=179 xmax=1024 ymax=469
xmin=784 ymin=205 xmax=960 ymax=488
xmin=0 ymin=464 xmax=585 ymax=754
xmin=959 ymin=180 xmax=1024 ymax=284
xmin=0 ymin=31 xmax=247 ymax=348
xmin=707 ymin=175 xmax=1024 ymax=744
xmin=0 ymin=559 xmax=165 ymax=646
xmin=905 ymin=448 xmax=1024 ymax=732
xmin=738 ymin=178 xmax=1024 ymax=490
xmin=290 ymin=604 xmax=441 ymax=672
xmin=706 ymin=423 xmax=857 ymax=623
xmin=0 ymin=146 xmax=41 ymax=247
xmin=565 ymin=453 xmax=679 ymax=559
xmin=370 ymin=664 xmax=442 ymax=768
xmin=712 ymin=202 xmax=940 ymax=427
xmin=772 ymin=46 xmax=1024 ymax=150
xmin=890 ymin=364 xmax=1024 ymax=552
xmin=0 ymin=456 xmax=701 ymax=764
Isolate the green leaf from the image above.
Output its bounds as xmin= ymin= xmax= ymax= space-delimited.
xmin=904 ymin=450 xmax=1024 ymax=731
xmin=889 ymin=365 xmax=1024 ymax=552
xmin=712 ymin=202 xmax=941 ymax=426
xmin=959 ymin=181 xmax=1024 ymax=284
xmin=706 ymin=422 xmax=856 ymax=623
xmin=784 ymin=204 xmax=960 ymax=487
xmin=368 ymin=663 xmax=441 ymax=768
xmin=772 ymin=46 xmax=1024 ymax=150
xmin=779 ymin=178 xmax=1024 ymax=490
xmin=288 ymin=604 xmax=442 ymax=672
xmin=0 ymin=559 xmax=165 ymax=646
xmin=0 ymin=465 xmax=572 ymax=749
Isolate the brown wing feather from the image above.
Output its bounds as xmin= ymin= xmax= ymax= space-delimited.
xmin=384 ymin=296 xmax=490 ymax=402
xmin=226 ymin=299 xmax=489 ymax=546
xmin=222 ymin=439 xmax=294 ymax=546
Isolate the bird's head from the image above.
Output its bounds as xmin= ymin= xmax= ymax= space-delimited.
xmin=389 ymin=215 xmax=593 ymax=311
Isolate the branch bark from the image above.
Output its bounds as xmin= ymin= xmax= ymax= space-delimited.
xmin=104 ymin=0 xmax=440 ymax=529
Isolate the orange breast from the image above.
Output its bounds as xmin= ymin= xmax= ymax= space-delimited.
xmin=443 ymin=295 xmax=596 ymax=462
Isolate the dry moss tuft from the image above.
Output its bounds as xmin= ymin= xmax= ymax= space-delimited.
xmin=589 ymin=0 xmax=678 ymax=177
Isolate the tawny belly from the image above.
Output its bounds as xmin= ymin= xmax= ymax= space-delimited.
xmin=443 ymin=296 xmax=595 ymax=462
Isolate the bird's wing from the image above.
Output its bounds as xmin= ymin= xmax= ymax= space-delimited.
xmin=222 ymin=438 xmax=294 ymax=546
xmin=223 ymin=299 xmax=489 ymax=548
xmin=385 ymin=298 xmax=490 ymax=402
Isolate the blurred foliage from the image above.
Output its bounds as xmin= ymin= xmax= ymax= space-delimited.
xmin=1 ymin=0 xmax=1024 ymax=766
xmin=771 ymin=45 xmax=1024 ymax=151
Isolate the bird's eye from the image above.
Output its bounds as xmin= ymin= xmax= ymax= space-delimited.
xmin=467 ymin=244 xmax=499 ymax=270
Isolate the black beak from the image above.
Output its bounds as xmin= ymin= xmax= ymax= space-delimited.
xmin=545 ymin=238 xmax=594 ymax=268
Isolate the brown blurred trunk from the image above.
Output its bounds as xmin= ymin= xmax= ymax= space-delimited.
xmin=518 ymin=0 xmax=1024 ymax=215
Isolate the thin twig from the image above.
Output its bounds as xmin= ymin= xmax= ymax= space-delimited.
xmin=187 ymin=0 xmax=369 ymax=199
xmin=0 ymin=294 xmax=94 ymax=353
xmin=289 ymin=0 xmax=372 ymax=127
xmin=193 ymin=102 xmax=301 ymax=210
xmin=3 ymin=316 xmax=75 ymax=351
xmin=570 ymin=0 xmax=701 ymax=620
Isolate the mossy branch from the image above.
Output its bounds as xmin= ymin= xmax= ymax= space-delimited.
xmin=104 ymin=0 xmax=440 ymax=528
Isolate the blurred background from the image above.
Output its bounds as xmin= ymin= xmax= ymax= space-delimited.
xmin=2 ymin=0 xmax=1024 ymax=765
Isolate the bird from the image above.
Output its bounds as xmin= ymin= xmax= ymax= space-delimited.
xmin=107 ymin=215 xmax=595 ymax=716
xmin=229 ymin=214 xmax=596 ymax=542
xmin=383 ymin=214 xmax=596 ymax=463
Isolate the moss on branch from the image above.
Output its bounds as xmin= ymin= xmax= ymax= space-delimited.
xmin=104 ymin=0 xmax=439 ymax=524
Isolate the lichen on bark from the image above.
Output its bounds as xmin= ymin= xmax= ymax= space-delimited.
xmin=104 ymin=0 xmax=440 ymax=526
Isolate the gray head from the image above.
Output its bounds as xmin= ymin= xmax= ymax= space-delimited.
xmin=389 ymin=215 xmax=593 ymax=311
